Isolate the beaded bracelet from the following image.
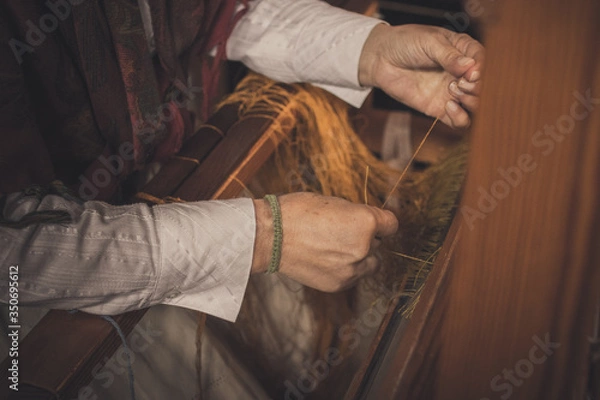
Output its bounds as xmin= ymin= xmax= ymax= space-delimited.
xmin=264 ymin=194 xmax=283 ymax=274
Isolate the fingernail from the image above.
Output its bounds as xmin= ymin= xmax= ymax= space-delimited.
xmin=469 ymin=71 xmax=481 ymax=81
xmin=458 ymin=78 xmax=475 ymax=91
xmin=446 ymin=100 xmax=459 ymax=113
xmin=449 ymin=81 xmax=465 ymax=96
xmin=458 ymin=56 xmax=475 ymax=66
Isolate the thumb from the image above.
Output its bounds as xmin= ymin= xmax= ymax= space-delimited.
xmin=369 ymin=207 xmax=399 ymax=237
xmin=429 ymin=37 xmax=475 ymax=78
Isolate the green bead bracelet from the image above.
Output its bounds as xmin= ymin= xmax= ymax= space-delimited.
xmin=264 ymin=194 xmax=283 ymax=274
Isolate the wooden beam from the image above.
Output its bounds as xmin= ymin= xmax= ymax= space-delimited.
xmin=345 ymin=220 xmax=462 ymax=399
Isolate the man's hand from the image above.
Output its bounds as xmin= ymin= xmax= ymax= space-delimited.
xmin=359 ymin=24 xmax=485 ymax=129
xmin=252 ymin=193 xmax=398 ymax=292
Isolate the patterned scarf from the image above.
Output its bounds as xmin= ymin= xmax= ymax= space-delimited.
xmin=0 ymin=0 xmax=245 ymax=202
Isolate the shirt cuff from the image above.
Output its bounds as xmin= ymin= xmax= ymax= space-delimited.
xmin=154 ymin=198 xmax=255 ymax=322
xmin=313 ymin=83 xmax=372 ymax=109
xmin=228 ymin=0 xmax=384 ymax=107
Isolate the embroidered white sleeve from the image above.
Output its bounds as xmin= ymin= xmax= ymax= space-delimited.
xmin=228 ymin=0 xmax=384 ymax=108
xmin=0 ymin=194 xmax=255 ymax=322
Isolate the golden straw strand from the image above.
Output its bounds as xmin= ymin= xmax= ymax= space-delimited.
xmin=135 ymin=192 xmax=166 ymax=204
xmin=381 ymin=117 xmax=439 ymax=208
xmin=163 ymin=196 xmax=185 ymax=203
xmin=388 ymin=250 xmax=434 ymax=265
xmin=413 ymin=247 xmax=441 ymax=284
xmin=232 ymin=175 xmax=256 ymax=199
xmin=173 ymin=155 xmax=200 ymax=165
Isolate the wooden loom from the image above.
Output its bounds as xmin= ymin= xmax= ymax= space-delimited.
xmin=2 ymin=0 xmax=599 ymax=399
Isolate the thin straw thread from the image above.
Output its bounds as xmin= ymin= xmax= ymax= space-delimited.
xmin=388 ymin=250 xmax=434 ymax=265
xmin=413 ymin=247 xmax=441 ymax=284
xmin=381 ymin=117 xmax=439 ymax=208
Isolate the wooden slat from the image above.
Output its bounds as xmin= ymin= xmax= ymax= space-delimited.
xmin=210 ymin=117 xmax=288 ymax=200
xmin=174 ymin=115 xmax=278 ymax=201
xmin=135 ymin=103 xmax=241 ymax=201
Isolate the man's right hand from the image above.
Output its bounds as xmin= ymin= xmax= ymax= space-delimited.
xmin=252 ymin=192 xmax=398 ymax=292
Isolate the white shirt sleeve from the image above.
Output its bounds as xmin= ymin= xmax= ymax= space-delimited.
xmin=0 ymin=194 xmax=255 ymax=322
xmin=227 ymin=0 xmax=384 ymax=108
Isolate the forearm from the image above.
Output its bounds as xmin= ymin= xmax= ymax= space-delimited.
xmin=0 ymin=193 xmax=255 ymax=321
xmin=228 ymin=0 xmax=384 ymax=107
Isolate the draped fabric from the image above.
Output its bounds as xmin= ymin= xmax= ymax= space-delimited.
xmin=0 ymin=0 xmax=240 ymax=202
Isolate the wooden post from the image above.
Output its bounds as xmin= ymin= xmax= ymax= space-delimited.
xmin=432 ymin=0 xmax=600 ymax=399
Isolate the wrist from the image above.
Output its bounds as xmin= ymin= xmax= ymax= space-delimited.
xmin=358 ymin=23 xmax=390 ymax=87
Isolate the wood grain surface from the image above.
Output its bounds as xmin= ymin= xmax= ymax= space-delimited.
xmin=364 ymin=0 xmax=600 ymax=399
